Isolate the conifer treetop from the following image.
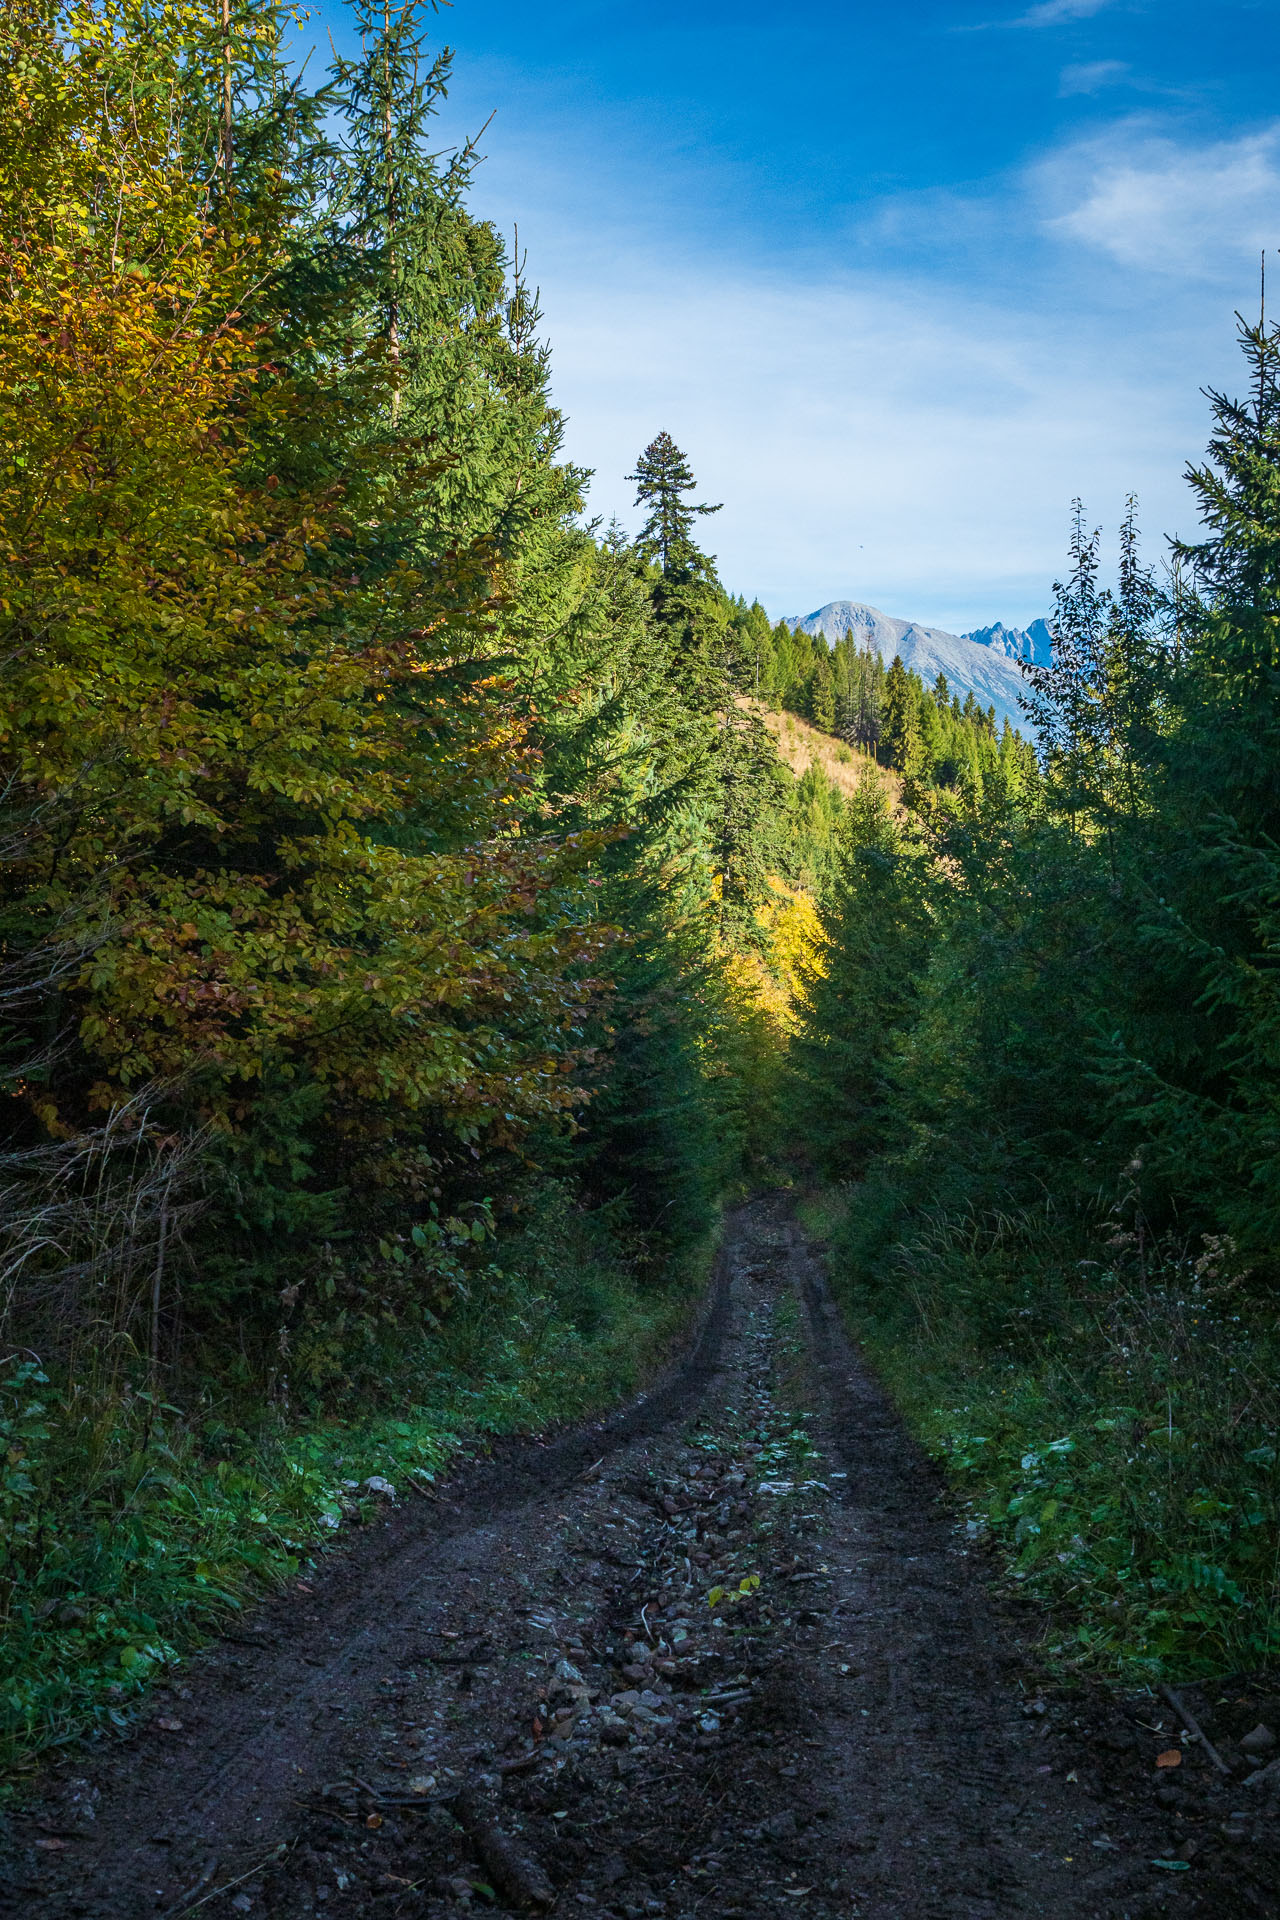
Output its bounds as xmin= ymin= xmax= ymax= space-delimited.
xmin=628 ymin=431 xmax=722 ymax=577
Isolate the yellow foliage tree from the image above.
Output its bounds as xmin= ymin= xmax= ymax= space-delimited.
xmin=0 ymin=1 xmax=611 ymax=1224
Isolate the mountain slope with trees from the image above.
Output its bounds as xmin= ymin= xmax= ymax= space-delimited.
xmin=786 ymin=598 xmax=1048 ymax=730
xmin=792 ymin=333 xmax=1280 ymax=1676
xmin=729 ymin=597 xmax=1040 ymax=799
xmin=0 ymin=0 xmax=804 ymax=1768
xmin=2 ymin=0 xmax=1279 ymax=1783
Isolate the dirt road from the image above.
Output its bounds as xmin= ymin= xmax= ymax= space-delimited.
xmin=4 ymin=1202 xmax=1276 ymax=1919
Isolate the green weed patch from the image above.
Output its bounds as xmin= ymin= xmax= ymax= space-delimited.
xmin=812 ymin=1187 xmax=1280 ymax=1678
xmin=0 ymin=1197 xmax=711 ymax=1780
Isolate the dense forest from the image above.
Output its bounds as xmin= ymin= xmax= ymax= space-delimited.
xmin=729 ymin=599 xmax=1039 ymax=799
xmin=793 ymin=420 xmax=1280 ymax=1675
xmin=1 ymin=0 xmax=1277 ymax=1780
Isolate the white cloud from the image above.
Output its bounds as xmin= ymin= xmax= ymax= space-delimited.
xmin=1016 ymin=0 xmax=1115 ymax=26
xmin=1044 ymin=124 xmax=1280 ymax=277
xmin=442 ymin=105 xmax=1241 ymax=631
xmin=529 ymin=249 xmax=1205 ymax=628
xmin=1059 ymin=59 xmax=1130 ymax=95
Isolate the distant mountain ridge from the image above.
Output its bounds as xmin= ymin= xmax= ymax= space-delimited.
xmin=785 ymin=600 xmax=1052 ymax=736
xmin=963 ymin=617 xmax=1053 ymax=666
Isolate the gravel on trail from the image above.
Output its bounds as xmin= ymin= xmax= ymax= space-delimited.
xmin=4 ymin=1199 xmax=1278 ymax=1920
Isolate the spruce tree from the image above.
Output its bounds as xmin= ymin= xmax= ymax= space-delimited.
xmin=628 ymin=431 xmax=722 ymax=578
xmin=809 ymin=648 xmax=836 ymax=732
xmin=1021 ymin=499 xmax=1163 ymax=841
xmin=1114 ymin=319 xmax=1280 ymax=1259
xmin=711 ymin=708 xmax=792 ymax=945
xmin=881 ymin=655 xmax=921 ymax=772
xmin=790 ymin=776 xmax=931 ymax=1174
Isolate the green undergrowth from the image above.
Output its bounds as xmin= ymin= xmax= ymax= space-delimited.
xmin=0 ymin=1189 xmax=714 ymax=1780
xmin=799 ymin=1185 xmax=1280 ymax=1679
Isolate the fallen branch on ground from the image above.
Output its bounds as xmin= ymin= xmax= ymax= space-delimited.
xmin=1157 ymin=1683 xmax=1231 ymax=1777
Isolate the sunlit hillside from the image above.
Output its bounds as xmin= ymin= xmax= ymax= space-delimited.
xmin=739 ymin=697 xmax=901 ymax=804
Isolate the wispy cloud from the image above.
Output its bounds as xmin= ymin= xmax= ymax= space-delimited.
xmin=1059 ymin=59 xmax=1130 ymax=95
xmin=522 ymin=241 xmax=1206 ymax=628
xmin=1043 ymin=123 xmax=1280 ymax=276
xmin=1016 ymin=0 xmax=1116 ymax=25
xmin=957 ymin=0 xmax=1117 ymax=39
xmin=1013 ymin=0 xmax=1113 ymax=22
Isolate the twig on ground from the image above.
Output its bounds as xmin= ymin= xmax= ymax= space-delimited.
xmin=1157 ymin=1682 xmax=1231 ymax=1776
xmin=163 ymin=1857 xmax=220 ymax=1917
xmin=166 ymin=1842 xmax=290 ymax=1918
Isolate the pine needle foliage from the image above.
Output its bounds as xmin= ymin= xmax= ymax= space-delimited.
xmin=800 ymin=318 xmax=1280 ymax=1673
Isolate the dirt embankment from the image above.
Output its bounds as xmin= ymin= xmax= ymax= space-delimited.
xmin=4 ymin=1202 xmax=1277 ymax=1920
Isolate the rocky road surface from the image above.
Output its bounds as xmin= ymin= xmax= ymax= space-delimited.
xmin=4 ymin=1200 xmax=1278 ymax=1919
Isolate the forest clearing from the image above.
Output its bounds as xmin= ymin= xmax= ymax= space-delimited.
xmin=2 ymin=3 xmax=1279 ymax=1916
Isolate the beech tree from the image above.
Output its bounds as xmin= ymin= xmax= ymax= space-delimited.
xmin=0 ymin=0 xmax=613 ymax=1354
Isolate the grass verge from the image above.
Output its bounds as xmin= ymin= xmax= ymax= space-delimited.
xmin=799 ymin=1183 xmax=1280 ymax=1679
xmin=0 ymin=1189 xmax=714 ymax=1780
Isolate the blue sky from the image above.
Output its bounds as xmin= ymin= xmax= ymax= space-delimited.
xmin=305 ymin=0 xmax=1280 ymax=630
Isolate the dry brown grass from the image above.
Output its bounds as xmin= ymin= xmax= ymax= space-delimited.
xmin=738 ymin=698 xmax=900 ymax=803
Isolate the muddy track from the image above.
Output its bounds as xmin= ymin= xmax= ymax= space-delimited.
xmin=3 ymin=1201 xmax=1277 ymax=1920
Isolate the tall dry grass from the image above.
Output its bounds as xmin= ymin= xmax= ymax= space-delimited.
xmin=737 ymin=697 xmax=901 ymax=804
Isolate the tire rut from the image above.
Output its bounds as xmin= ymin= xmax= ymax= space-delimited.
xmin=3 ymin=1200 xmax=1269 ymax=1920
xmin=0 ymin=1244 xmax=735 ymax=1919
